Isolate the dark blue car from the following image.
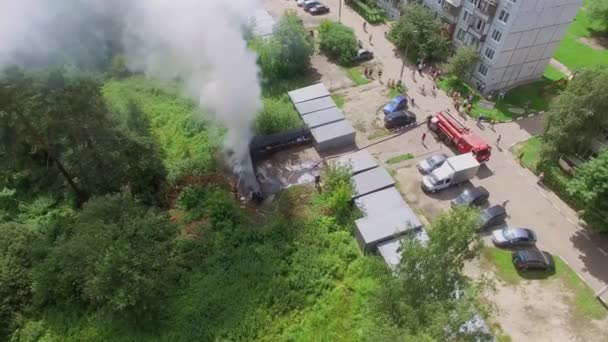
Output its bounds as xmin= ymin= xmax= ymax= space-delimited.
xmin=383 ymin=95 xmax=408 ymax=115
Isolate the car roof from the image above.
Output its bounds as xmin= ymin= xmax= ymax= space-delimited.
xmin=515 ymin=249 xmax=546 ymax=262
xmin=392 ymin=95 xmax=406 ymax=102
xmin=387 ymin=110 xmax=414 ymax=119
xmin=429 ymin=153 xmax=448 ymax=161
xmin=484 ymin=205 xmax=505 ymax=217
xmin=468 ymin=186 xmax=489 ymax=197
xmin=507 ymin=228 xmax=534 ymax=239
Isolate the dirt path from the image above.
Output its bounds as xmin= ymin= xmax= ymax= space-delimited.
xmin=550 ymin=58 xmax=573 ymax=78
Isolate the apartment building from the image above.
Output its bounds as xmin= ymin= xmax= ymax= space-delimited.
xmin=376 ymin=0 xmax=583 ymax=93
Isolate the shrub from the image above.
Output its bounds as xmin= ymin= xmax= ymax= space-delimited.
xmin=256 ymin=97 xmax=303 ymax=135
xmin=347 ymin=0 xmax=386 ymax=24
xmin=317 ymin=20 xmax=358 ymax=66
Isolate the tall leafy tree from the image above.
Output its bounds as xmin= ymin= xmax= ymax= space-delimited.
xmin=541 ymin=67 xmax=608 ymax=163
xmin=0 ymin=68 xmax=165 ymax=205
xmin=443 ymin=47 xmax=479 ymax=79
xmin=567 ymin=150 xmax=608 ymax=231
xmin=374 ymin=207 xmax=487 ymax=340
xmin=32 ymin=193 xmax=179 ymax=322
xmin=589 ymin=0 xmax=608 ymax=31
xmin=389 ymin=4 xmax=451 ymax=61
xmin=317 ymin=20 xmax=359 ymax=65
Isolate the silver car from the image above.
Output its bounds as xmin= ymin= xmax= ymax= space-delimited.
xmin=417 ymin=153 xmax=448 ymax=174
xmin=492 ymin=228 xmax=537 ymax=248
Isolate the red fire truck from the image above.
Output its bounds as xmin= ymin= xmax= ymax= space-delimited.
xmin=427 ymin=112 xmax=492 ymax=163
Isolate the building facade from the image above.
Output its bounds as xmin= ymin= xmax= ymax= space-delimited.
xmin=377 ymin=0 xmax=583 ymax=93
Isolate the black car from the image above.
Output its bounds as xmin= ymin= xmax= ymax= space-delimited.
xmin=309 ymin=4 xmax=330 ymax=15
xmin=492 ymin=228 xmax=537 ymax=248
xmin=352 ymin=48 xmax=374 ymax=63
xmin=384 ymin=110 xmax=416 ymax=130
xmin=478 ymin=205 xmax=506 ymax=229
xmin=451 ymin=186 xmax=489 ymax=208
xmin=512 ymin=249 xmax=555 ymax=271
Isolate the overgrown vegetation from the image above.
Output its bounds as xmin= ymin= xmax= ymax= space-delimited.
xmin=318 ymin=20 xmax=359 ymax=66
xmin=343 ymin=66 xmax=370 ymax=85
xmin=346 ymin=0 xmax=386 ymax=24
xmin=443 ymin=47 xmax=479 ymax=80
xmin=389 ymin=3 xmax=451 ymax=62
xmin=386 ymin=153 xmax=414 ymax=164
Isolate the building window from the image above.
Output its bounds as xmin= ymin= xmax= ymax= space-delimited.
xmin=463 ymin=10 xmax=470 ymax=22
xmin=478 ymin=63 xmax=488 ymax=76
xmin=498 ymin=10 xmax=510 ymax=23
xmin=476 ymin=19 xmax=484 ymax=31
xmin=484 ymin=47 xmax=495 ymax=60
xmin=456 ymin=28 xmax=466 ymax=41
xmin=491 ymin=29 xmax=502 ymax=42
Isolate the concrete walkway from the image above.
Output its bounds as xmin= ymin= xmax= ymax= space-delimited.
xmin=263 ymin=0 xmax=608 ymax=295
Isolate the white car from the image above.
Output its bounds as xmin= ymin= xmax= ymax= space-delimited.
xmin=297 ymin=0 xmax=318 ymax=7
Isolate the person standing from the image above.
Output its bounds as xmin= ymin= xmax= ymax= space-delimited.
xmin=496 ymin=134 xmax=502 ymax=146
xmin=421 ymin=132 xmax=427 ymax=146
xmin=490 ymin=119 xmax=496 ymax=130
xmin=378 ymin=68 xmax=383 ymax=80
xmin=363 ymin=21 xmax=367 ymax=32
xmin=369 ymin=34 xmax=373 ymax=46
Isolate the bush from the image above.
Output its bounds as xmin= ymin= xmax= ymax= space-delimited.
xmin=317 ymin=20 xmax=358 ymax=66
xmin=347 ymin=0 xmax=386 ymax=24
xmin=256 ymin=96 xmax=303 ymax=135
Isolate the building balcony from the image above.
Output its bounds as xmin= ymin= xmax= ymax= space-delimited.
xmin=440 ymin=2 xmax=461 ymax=22
xmin=473 ymin=0 xmax=498 ymax=22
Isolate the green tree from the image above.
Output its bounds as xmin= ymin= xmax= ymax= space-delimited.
xmin=251 ymin=11 xmax=314 ymax=82
xmin=0 ymin=68 xmax=166 ymax=205
xmin=567 ymin=150 xmax=608 ymax=231
xmin=317 ymin=20 xmax=358 ymax=65
xmin=256 ymin=97 xmax=303 ymax=135
xmin=389 ymin=3 xmax=451 ymax=61
xmin=374 ymin=207 xmax=486 ymax=340
xmin=32 ymin=193 xmax=179 ymax=322
xmin=443 ymin=47 xmax=479 ymax=79
xmin=589 ymin=0 xmax=608 ymax=31
xmin=317 ymin=164 xmax=354 ymax=222
xmin=541 ymin=67 xmax=608 ymax=163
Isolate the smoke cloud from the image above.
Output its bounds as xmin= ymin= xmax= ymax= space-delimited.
xmin=0 ymin=0 xmax=264 ymax=192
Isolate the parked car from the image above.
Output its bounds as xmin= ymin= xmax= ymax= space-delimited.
xmin=417 ymin=153 xmax=448 ymax=174
xmin=451 ymin=186 xmax=490 ymax=208
xmin=492 ymin=228 xmax=537 ymax=248
xmin=296 ymin=0 xmax=312 ymax=7
xmin=479 ymin=205 xmax=507 ymax=229
xmin=384 ymin=110 xmax=416 ymax=130
xmin=309 ymin=4 xmax=330 ymax=15
xmin=352 ymin=48 xmax=374 ymax=63
xmin=512 ymin=249 xmax=555 ymax=271
xmin=303 ymin=1 xmax=321 ymax=11
xmin=383 ymin=95 xmax=408 ymax=114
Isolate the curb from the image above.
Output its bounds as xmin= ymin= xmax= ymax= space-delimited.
xmin=558 ymin=256 xmax=608 ymax=310
xmin=497 ymin=111 xmax=544 ymax=124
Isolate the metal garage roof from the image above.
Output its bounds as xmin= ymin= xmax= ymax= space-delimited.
xmin=310 ymin=119 xmax=355 ymax=144
xmin=251 ymin=9 xmax=275 ymax=37
xmin=288 ymin=83 xmax=331 ymax=104
xmin=295 ymin=96 xmax=337 ymax=115
xmin=301 ymin=107 xmax=345 ymax=129
xmin=332 ymin=149 xmax=378 ymax=175
xmin=376 ymin=229 xmax=430 ymax=270
xmin=351 ymin=167 xmax=395 ymax=199
xmin=355 ymin=208 xmax=423 ymax=251
xmin=354 ymin=187 xmax=407 ymax=217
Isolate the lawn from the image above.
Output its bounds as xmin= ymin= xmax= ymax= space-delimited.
xmin=386 ymin=153 xmax=414 ymax=164
xmin=438 ymin=69 xmax=565 ymax=122
xmin=343 ymin=66 xmax=370 ymax=86
xmin=553 ymin=0 xmax=608 ymax=71
xmin=483 ymin=247 xmax=607 ymax=320
xmin=513 ymin=136 xmax=543 ymax=171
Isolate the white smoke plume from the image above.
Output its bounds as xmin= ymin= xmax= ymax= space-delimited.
xmin=0 ymin=0 xmax=264 ymax=192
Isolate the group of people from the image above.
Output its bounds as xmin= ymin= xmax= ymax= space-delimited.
xmin=386 ymin=78 xmax=403 ymax=90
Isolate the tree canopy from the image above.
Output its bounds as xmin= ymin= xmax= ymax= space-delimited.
xmin=541 ymin=67 xmax=608 ymax=162
xmin=443 ymin=47 xmax=479 ymax=79
xmin=317 ymin=20 xmax=359 ymax=65
xmin=568 ymin=150 xmax=608 ymax=231
xmin=251 ymin=11 xmax=314 ymax=83
xmin=589 ymin=0 xmax=608 ymax=31
xmin=389 ymin=4 xmax=451 ymax=62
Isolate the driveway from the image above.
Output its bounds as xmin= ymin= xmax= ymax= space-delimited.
xmin=262 ymin=0 xmax=608 ymax=296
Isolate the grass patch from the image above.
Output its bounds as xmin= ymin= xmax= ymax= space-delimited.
xmin=332 ymin=93 xmax=345 ymax=108
xmin=388 ymin=84 xmax=408 ymax=98
xmin=438 ymin=75 xmax=564 ymax=122
xmin=367 ymin=129 xmax=391 ymax=140
xmin=554 ymin=1 xmax=608 ymax=71
xmin=483 ymin=247 xmax=607 ymax=320
xmin=343 ymin=66 xmax=370 ymax=86
xmin=513 ymin=136 xmax=543 ymax=172
xmin=386 ymin=153 xmax=414 ymax=164
xmin=543 ymin=64 xmax=567 ymax=81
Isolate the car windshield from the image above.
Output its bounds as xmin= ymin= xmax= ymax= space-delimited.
xmin=428 ymin=156 xmax=442 ymax=167
xmin=429 ymin=173 xmax=439 ymax=185
xmin=458 ymin=191 xmax=473 ymax=203
xmin=503 ymin=230 xmax=517 ymax=240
